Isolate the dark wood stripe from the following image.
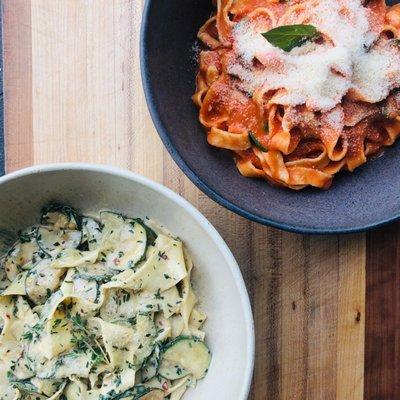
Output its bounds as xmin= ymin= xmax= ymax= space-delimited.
xmin=3 ymin=0 xmax=33 ymax=172
xmin=365 ymin=222 xmax=400 ymax=399
xmin=0 ymin=3 xmax=4 ymax=176
xmin=258 ymin=227 xmax=282 ymax=399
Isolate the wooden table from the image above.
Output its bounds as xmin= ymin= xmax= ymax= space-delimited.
xmin=2 ymin=1 xmax=399 ymax=399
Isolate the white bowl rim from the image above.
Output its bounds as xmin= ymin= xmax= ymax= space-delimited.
xmin=0 ymin=162 xmax=255 ymax=400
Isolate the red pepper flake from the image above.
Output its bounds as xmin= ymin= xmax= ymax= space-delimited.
xmin=113 ymin=258 xmax=121 ymax=266
xmin=5 ymin=314 xmax=10 ymax=319
xmin=162 ymin=382 xmax=169 ymax=391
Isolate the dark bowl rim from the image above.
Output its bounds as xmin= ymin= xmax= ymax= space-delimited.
xmin=139 ymin=0 xmax=400 ymax=235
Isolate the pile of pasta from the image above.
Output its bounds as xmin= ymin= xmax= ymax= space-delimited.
xmin=194 ymin=0 xmax=400 ymax=189
xmin=0 ymin=205 xmax=211 ymax=399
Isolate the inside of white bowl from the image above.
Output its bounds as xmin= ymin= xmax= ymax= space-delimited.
xmin=0 ymin=165 xmax=254 ymax=400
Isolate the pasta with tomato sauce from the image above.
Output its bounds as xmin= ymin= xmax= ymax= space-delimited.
xmin=193 ymin=0 xmax=400 ymax=189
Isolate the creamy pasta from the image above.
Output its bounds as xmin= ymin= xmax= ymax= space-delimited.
xmin=194 ymin=0 xmax=400 ymax=189
xmin=0 ymin=205 xmax=211 ymax=399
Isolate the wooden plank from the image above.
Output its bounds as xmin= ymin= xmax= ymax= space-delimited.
xmin=281 ymin=235 xmax=340 ymax=400
xmin=365 ymin=224 xmax=400 ymax=399
xmin=337 ymin=235 xmax=366 ymax=400
xmin=2 ymin=1 xmax=368 ymax=399
xmin=3 ymin=0 xmax=33 ymax=172
xmin=250 ymin=229 xmax=366 ymax=400
xmin=252 ymin=226 xmax=283 ymax=399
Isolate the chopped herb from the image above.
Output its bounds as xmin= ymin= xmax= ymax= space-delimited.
xmin=51 ymin=318 xmax=62 ymax=333
xmin=154 ymin=289 xmax=164 ymax=300
xmin=175 ymin=365 xmax=183 ymax=375
xmin=21 ymin=322 xmax=44 ymax=342
xmin=249 ymin=131 xmax=268 ymax=152
xmin=114 ymin=375 xmax=122 ymax=387
xmin=69 ymin=313 xmax=110 ymax=367
xmin=18 ymin=232 xmax=32 ymax=243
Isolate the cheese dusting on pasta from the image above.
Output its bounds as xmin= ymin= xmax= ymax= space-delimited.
xmin=194 ymin=0 xmax=400 ymax=189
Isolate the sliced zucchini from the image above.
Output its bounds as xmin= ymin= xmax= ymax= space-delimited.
xmin=100 ymin=212 xmax=147 ymax=271
xmin=37 ymin=352 xmax=92 ymax=380
xmin=159 ymin=336 xmax=211 ymax=380
xmin=25 ymin=259 xmax=65 ymax=304
xmin=36 ymin=226 xmax=82 ymax=257
xmin=73 ymin=263 xmax=118 ymax=283
xmin=82 ymin=217 xmax=102 ymax=250
xmin=134 ymin=218 xmax=157 ymax=247
xmin=99 ymin=387 xmax=162 ymax=400
xmin=99 ymin=288 xmax=137 ymax=322
xmin=4 ymin=233 xmax=42 ymax=279
xmin=50 ymin=248 xmax=98 ymax=269
xmin=133 ymin=314 xmax=157 ymax=368
xmin=40 ymin=204 xmax=81 ymax=230
xmin=18 ymin=226 xmax=38 ymax=243
xmin=73 ymin=263 xmax=116 ymax=283
xmin=0 ymin=267 xmax=10 ymax=291
xmin=158 ymin=359 xmax=189 ymax=380
xmin=9 ymin=378 xmax=39 ymax=395
xmin=100 ymin=210 xmax=124 ymax=225
xmin=70 ymin=276 xmax=98 ymax=302
xmin=141 ymin=344 xmax=161 ymax=383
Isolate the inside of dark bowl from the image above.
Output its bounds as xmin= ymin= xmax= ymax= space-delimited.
xmin=141 ymin=0 xmax=400 ymax=234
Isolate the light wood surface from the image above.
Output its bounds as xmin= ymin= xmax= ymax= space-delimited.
xmin=2 ymin=1 xmax=371 ymax=398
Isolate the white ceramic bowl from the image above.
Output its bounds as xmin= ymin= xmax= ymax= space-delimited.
xmin=0 ymin=163 xmax=254 ymax=400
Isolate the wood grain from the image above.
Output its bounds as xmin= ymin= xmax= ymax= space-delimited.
xmin=365 ymin=224 xmax=400 ymax=400
xmin=3 ymin=1 xmax=369 ymax=399
xmin=3 ymin=0 xmax=33 ymax=172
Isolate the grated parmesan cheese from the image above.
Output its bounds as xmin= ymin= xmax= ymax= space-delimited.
xmin=229 ymin=0 xmax=399 ymax=111
xmin=352 ymin=42 xmax=400 ymax=103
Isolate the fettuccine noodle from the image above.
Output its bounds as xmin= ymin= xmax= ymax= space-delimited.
xmin=194 ymin=0 xmax=400 ymax=189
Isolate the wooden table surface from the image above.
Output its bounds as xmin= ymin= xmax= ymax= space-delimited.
xmin=2 ymin=1 xmax=399 ymax=399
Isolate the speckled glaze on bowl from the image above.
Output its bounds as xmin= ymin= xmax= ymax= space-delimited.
xmin=0 ymin=163 xmax=254 ymax=400
xmin=140 ymin=0 xmax=400 ymax=234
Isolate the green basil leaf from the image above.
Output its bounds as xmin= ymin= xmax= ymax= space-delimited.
xmin=249 ymin=131 xmax=268 ymax=152
xmin=262 ymin=24 xmax=320 ymax=52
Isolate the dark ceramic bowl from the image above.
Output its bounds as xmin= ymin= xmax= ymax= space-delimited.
xmin=140 ymin=0 xmax=400 ymax=234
